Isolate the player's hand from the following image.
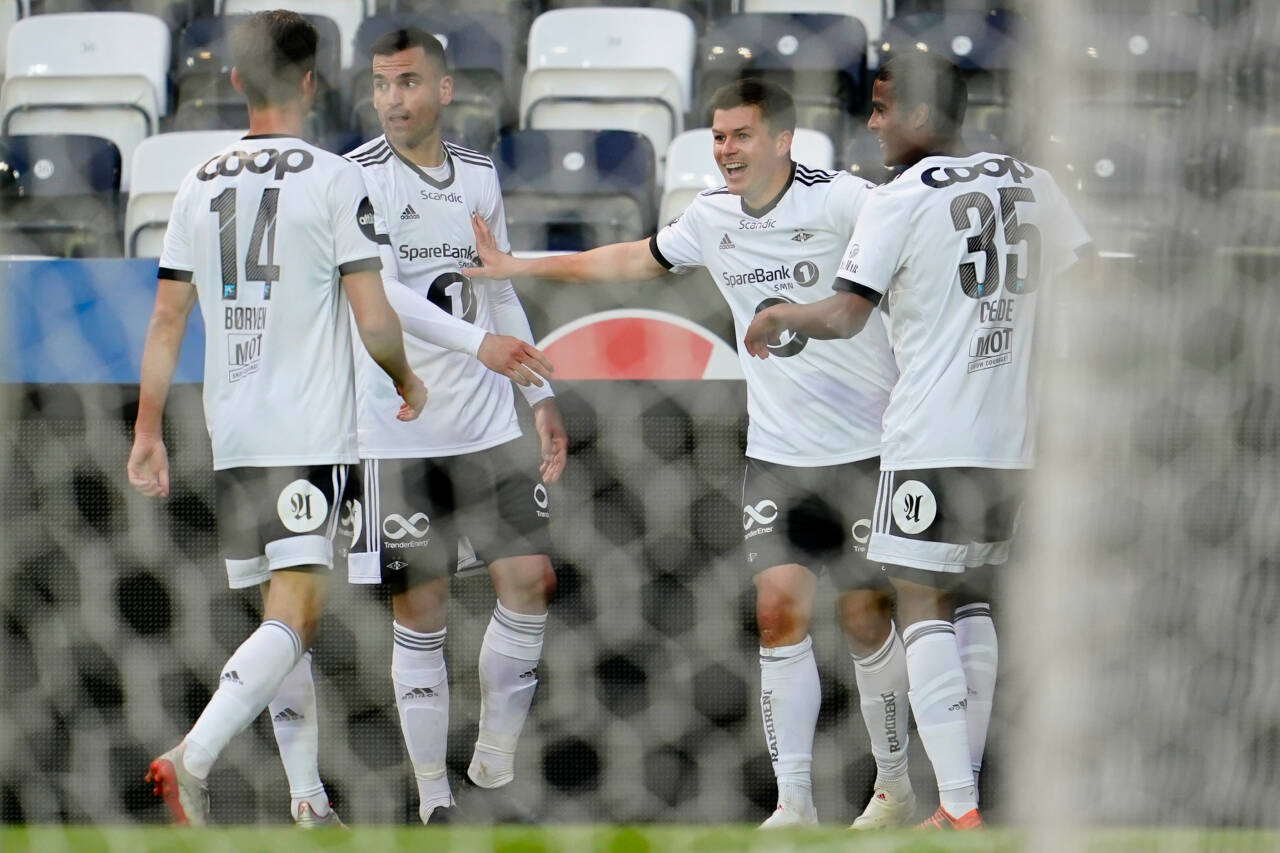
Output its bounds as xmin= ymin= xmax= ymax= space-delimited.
xmin=743 ymin=307 xmax=788 ymax=359
xmin=394 ymin=374 xmax=429 ymax=421
xmin=460 ymin=213 xmax=520 ymax=280
xmin=127 ymin=432 xmax=170 ymax=497
xmin=478 ymin=333 xmax=554 ymax=387
xmin=532 ymin=398 xmax=568 ymax=484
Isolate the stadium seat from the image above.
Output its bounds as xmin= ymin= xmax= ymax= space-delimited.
xmin=880 ymin=10 xmax=1025 ymax=109
xmin=521 ymin=8 xmax=696 ymax=179
xmin=124 ymin=129 xmax=244 ymax=258
xmin=740 ymin=0 xmax=887 ymax=47
xmin=1 ymin=12 xmax=170 ymax=191
xmin=0 ymin=2 xmax=19 ymax=85
xmin=32 ymin=0 xmax=198 ymax=34
xmin=351 ymin=11 xmax=518 ymax=153
xmin=494 ymin=128 xmax=656 ymax=252
xmin=698 ymin=13 xmax=868 ymax=152
xmin=658 ymin=127 xmax=834 ymax=225
xmin=0 ymin=133 xmax=121 ymax=256
xmin=174 ymin=14 xmax=341 ymax=135
xmin=218 ymin=0 xmax=372 ymax=70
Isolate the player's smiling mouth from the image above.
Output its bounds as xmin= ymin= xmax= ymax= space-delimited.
xmin=724 ymin=162 xmax=747 ymax=176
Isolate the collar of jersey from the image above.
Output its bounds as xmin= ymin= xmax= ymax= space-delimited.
xmin=241 ymin=133 xmax=299 ymax=140
xmin=739 ymin=161 xmax=796 ymax=220
xmin=388 ymin=139 xmax=456 ymax=189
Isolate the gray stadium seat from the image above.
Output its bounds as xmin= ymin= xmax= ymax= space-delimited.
xmin=218 ymin=0 xmax=372 ymax=70
xmin=0 ymin=133 xmax=122 ymax=256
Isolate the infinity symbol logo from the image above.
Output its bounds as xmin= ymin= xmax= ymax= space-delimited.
xmin=383 ymin=512 xmax=430 ymax=540
xmin=743 ymin=499 xmax=779 ymax=530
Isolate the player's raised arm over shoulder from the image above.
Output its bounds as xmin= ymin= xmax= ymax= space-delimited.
xmin=463 ymin=213 xmax=666 ymax=284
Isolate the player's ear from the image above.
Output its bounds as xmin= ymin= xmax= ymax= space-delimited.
xmin=229 ymin=66 xmax=244 ymax=95
xmin=439 ymin=73 xmax=454 ymax=107
xmin=300 ymin=69 xmax=317 ymax=100
xmin=910 ymin=102 xmax=930 ymax=132
xmin=774 ymin=128 xmax=793 ymax=158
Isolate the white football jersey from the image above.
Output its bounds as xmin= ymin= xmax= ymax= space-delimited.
xmin=653 ymin=163 xmax=898 ymax=467
xmin=160 ymin=135 xmax=382 ymax=470
xmin=346 ymin=136 xmax=549 ymax=458
xmin=835 ymin=152 xmax=1091 ymax=470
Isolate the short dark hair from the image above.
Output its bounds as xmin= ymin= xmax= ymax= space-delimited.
xmin=369 ymin=26 xmax=448 ymax=72
xmin=706 ymin=77 xmax=796 ymax=136
xmin=874 ymin=53 xmax=968 ymax=137
xmin=230 ymin=10 xmax=317 ymax=108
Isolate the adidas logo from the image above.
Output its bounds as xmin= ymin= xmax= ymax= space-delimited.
xmin=718 ymin=233 xmax=735 ymax=250
xmin=401 ymin=686 xmax=437 ymax=700
xmin=792 ymin=230 xmax=814 ymax=243
xmin=219 ymin=670 xmax=243 ymax=686
xmin=273 ymin=707 xmax=303 ymax=722
xmin=401 ymin=204 xmax=420 ymax=220
xmin=518 ymin=667 xmax=538 ymax=680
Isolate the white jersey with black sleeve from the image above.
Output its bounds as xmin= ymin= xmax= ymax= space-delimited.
xmin=650 ymin=163 xmax=898 ymax=467
xmin=345 ymin=136 xmax=552 ymax=459
xmin=834 ymin=152 xmax=1092 ymax=470
xmin=159 ymin=134 xmax=383 ymax=470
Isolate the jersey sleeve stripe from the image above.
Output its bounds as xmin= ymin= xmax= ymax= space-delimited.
xmin=447 ymin=151 xmax=495 ymax=169
xmin=337 ymin=257 xmax=383 ymax=275
xmin=349 ymin=141 xmax=389 ymax=160
xmin=351 ymin=150 xmax=393 ymax=168
xmin=158 ymin=266 xmax=194 ymax=283
xmin=648 ymin=233 xmax=674 ymax=270
xmin=833 ymin=277 xmax=883 ymax=306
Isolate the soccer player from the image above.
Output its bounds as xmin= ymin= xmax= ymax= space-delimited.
xmin=466 ymin=78 xmax=916 ymax=829
xmin=272 ymin=27 xmax=563 ymax=825
xmin=745 ymin=53 xmax=1092 ymax=828
xmin=126 ymin=11 xmax=429 ymax=826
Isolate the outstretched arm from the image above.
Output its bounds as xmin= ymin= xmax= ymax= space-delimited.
xmin=743 ymin=291 xmax=877 ymax=359
xmin=462 ymin=214 xmax=666 ymax=284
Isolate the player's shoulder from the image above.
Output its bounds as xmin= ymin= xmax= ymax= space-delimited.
xmin=345 ymin=134 xmax=395 ymax=170
xmin=443 ymin=140 xmax=495 ymax=171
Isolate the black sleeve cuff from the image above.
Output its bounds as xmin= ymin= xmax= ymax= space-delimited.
xmin=338 ymin=257 xmax=383 ymax=275
xmin=648 ymin=233 xmax=673 ymax=270
xmin=158 ymin=266 xmax=194 ymax=283
xmin=373 ymin=231 xmax=391 ymax=246
xmin=833 ymin=277 xmax=883 ymax=306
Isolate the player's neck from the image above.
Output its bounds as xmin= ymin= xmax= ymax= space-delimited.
xmin=900 ymin=135 xmax=965 ymax=169
xmin=741 ymin=160 xmax=794 ymax=213
xmin=245 ymin=101 xmax=308 ymax=139
xmin=395 ymin=129 xmax=446 ymax=169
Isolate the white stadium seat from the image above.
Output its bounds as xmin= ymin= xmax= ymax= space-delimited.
xmin=742 ymin=0 xmax=889 ymax=46
xmin=1 ymin=12 xmax=170 ymax=191
xmin=659 ymin=127 xmax=835 ymax=225
xmin=0 ymin=1 xmax=20 ymax=85
xmin=125 ymin=129 xmax=246 ymax=258
xmin=521 ymin=8 xmax=696 ymax=179
xmin=219 ymin=0 xmax=374 ymax=70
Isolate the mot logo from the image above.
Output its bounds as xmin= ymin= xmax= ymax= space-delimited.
xmin=968 ymin=326 xmax=1013 ymax=373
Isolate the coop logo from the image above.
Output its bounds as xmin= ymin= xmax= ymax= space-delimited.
xmin=967 ymin=326 xmax=1013 ymax=373
xmin=921 ymin=155 xmax=1033 ymax=189
xmin=738 ymin=217 xmax=777 ymax=231
xmin=398 ymin=243 xmax=478 ymax=264
xmin=418 ymin=189 xmax=465 ymax=204
xmin=227 ymin=333 xmax=262 ymax=382
xmin=743 ymin=499 xmax=779 ymax=539
xmin=383 ymin=512 xmax=431 ymax=548
xmin=197 ymin=148 xmax=314 ymax=181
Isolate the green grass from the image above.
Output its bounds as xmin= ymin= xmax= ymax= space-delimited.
xmin=3 ymin=826 xmax=1280 ymax=853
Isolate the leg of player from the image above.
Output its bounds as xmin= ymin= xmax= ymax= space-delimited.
xmin=469 ymin=554 xmax=555 ymax=790
xmin=892 ymin=576 xmax=981 ymax=829
xmin=840 ymin=588 xmax=915 ymax=829
xmin=755 ymin=562 xmax=821 ymax=828
xmin=953 ymin=567 xmax=997 ymax=801
xmin=150 ymin=569 xmax=324 ymax=826
xmin=390 ymin=576 xmax=453 ymax=824
xmin=261 ymin=584 xmax=342 ymax=827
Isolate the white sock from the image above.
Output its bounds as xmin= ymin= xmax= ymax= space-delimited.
xmin=391 ymin=622 xmax=452 ymax=822
xmin=268 ymin=651 xmax=331 ymax=820
xmin=903 ymin=620 xmax=976 ymax=818
xmin=184 ymin=619 xmax=303 ymax=779
xmin=759 ymin=635 xmax=820 ymax=813
xmin=955 ymin=603 xmax=997 ymax=790
xmin=469 ymin=602 xmax=546 ymax=789
xmin=851 ymin=621 xmax=911 ymax=791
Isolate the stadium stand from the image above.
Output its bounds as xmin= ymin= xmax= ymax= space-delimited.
xmin=521 ymin=7 xmax=696 ymax=178
xmin=698 ymin=13 xmax=867 ymax=152
xmin=173 ymin=13 xmax=341 ymax=135
xmin=740 ymin=0 xmax=886 ymax=49
xmin=351 ymin=11 xmax=518 ymax=153
xmin=1 ymin=11 xmax=169 ymax=191
xmin=659 ymin=126 xmax=834 ymax=225
xmin=0 ymin=133 xmax=121 ymax=256
xmin=123 ymin=129 xmax=244 ymax=258
xmin=218 ymin=0 xmax=372 ymax=70
xmin=494 ymin=128 xmax=656 ymax=251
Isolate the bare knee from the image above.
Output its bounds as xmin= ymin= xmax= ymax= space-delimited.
xmin=839 ymin=588 xmax=893 ymax=654
xmin=491 ymin=555 xmax=555 ymax=614
xmin=392 ymin=577 xmax=449 ymax=633
xmin=755 ymin=564 xmax=815 ymax=648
